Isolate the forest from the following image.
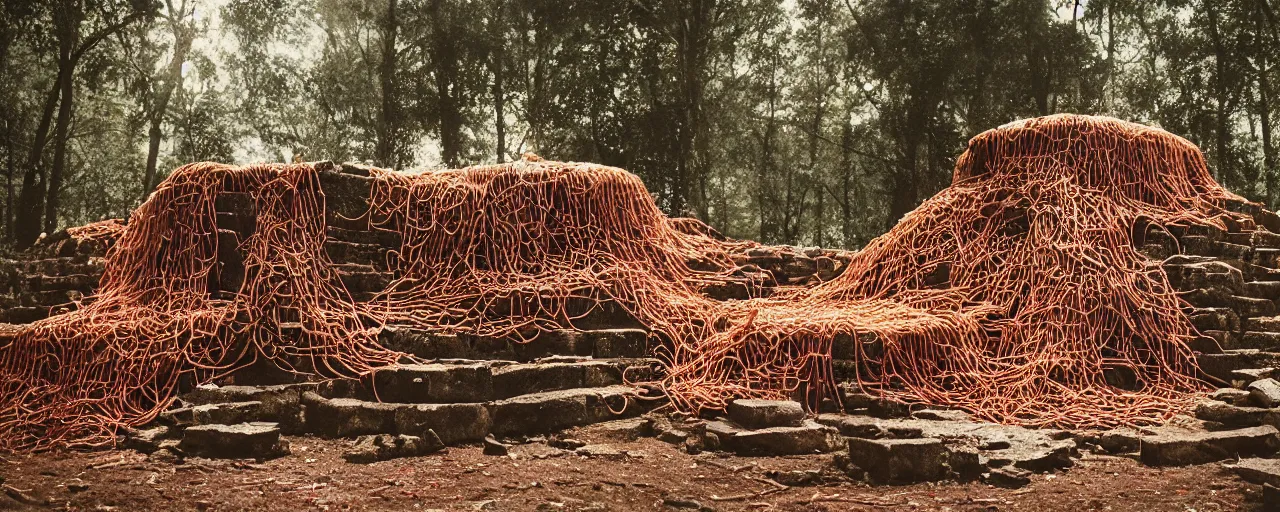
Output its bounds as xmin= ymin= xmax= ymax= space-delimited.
xmin=0 ymin=0 xmax=1277 ymax=250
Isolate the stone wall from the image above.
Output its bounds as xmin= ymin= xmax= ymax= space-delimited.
xmin=0 ymin=162 xmax=854 ymax=330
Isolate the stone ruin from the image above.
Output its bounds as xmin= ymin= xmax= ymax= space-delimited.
xmin=6 ymin=115 xmax=1280 ymax=494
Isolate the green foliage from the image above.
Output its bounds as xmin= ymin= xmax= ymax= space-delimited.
xmin=2 ymin=0 xmax=1279 ymax=249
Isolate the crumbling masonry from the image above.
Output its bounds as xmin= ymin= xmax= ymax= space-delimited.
xmin=7 ymin=115 xmax=1280 ymax=486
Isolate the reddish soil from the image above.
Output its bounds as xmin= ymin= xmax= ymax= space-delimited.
xmin=0 ymin=429 xmax=1257 ymax=512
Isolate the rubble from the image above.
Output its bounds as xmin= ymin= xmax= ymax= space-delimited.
xmin=1252 ymin=378 xmax=1280 ymax=407
xmin=343 ymin=433 xmax=444 ymax=463
xmin=1139 ymin=425 xmax=1280 ymax=466
xmin=847 ymin=437 xmax=949 ymax=484
xmin=177 ymin=422 xmax=289 ymax=460
xmin=725 ymin=399 xmax=805 ymax=429
xmin=704 ymin=419 xmax=843 ymax=456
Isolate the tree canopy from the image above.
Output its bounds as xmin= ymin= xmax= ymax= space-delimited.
xmin=2 ymin=0 xmax=1278 ymax=249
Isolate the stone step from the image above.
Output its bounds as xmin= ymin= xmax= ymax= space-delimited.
xmin=1236 ymin=332 xmax=1280 ymax=351
xmin=1246 ymin=262 xmax=1280 ymax=282
xmin=19 ymin=273 xmax=97 ymax=292
xmin=1256 ymin=248 xmax=1280 ymax=269
xmin=379 ymin=327 xmax=652 ymax=361
xmin=487 ymin=385 xmax=655 ymax=436
xmin=300 ymin=392 xmax=490 ymax=444
xmin=12 ymin=257 xmax=103 ymax=276
xmin=325 ymin=240 xmax=393 ymax=269
xmin=326 ymin=226 xmax=402 ymax=248
xmin=0 ymin=306 xmax=48 ymax=324
xmin=161 ymin=381 xmax=317 ymax=434
xmin=1181 ymin=289 xmax=1279 ymax=318
xmin=1179 ymin=235 xmax=1252 ymax=260
xmin=704 ymin=419 xmax=843 ymax=456
xmin=1252 ymin=316 xmax=1280 ymax=331
xmin=320 ymin=358 xmax=658 ymax=404
xmin=336 ymin=268 xmax=394 ymax=294
xmin=215 ymin=211 xmax=256 ymax=235
xmin=1165 ymin=260 xmax=1244 ymax=292
xmin=1245 ymin=281 xmax=1280 ymax=301
xmin=1139 ymin=425 xmax=1280 ymax=466
xmin=1199 ymin=350 xmax=1280 ymax=382
xmin=179 ymin=422 xmax=289 ymax=460
xmin=1187 ymin=307 xmax=1240 ymax=333
xmin=317 ymin=166 xmax=374 ymax=225
xmin=1228 ymin=458 xmax=1280 ymax=488
xmin=1194 ymin=400 xmax=1276 ymax=428
xmin=295 ymin=384 xmax=654 ymax=443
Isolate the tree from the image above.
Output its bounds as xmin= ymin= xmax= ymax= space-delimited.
xmin=14 ymin=0 xmax=153 ymax=247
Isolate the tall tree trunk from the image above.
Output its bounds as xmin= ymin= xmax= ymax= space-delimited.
xmin=1028 ymin=40 xmax=1050 ymax=116
xmin=430 ymin=0 xmax=462 ymax=167
xmin=1205 ymin=0 xmax=1233 ymax=186
xmin=15 ymin=54 xmax=66 ymax=247
xmin=889 ymin=93 xmax=926 ymax=230
xmin=839 ymin=118 xmax=854 ymax=247
xmin=45 ymin=48 xmax=76 ymax=235
xmin=375 ymin=0 xmax=399 ymax=167
xmin=490 ymin=0 xmax=505 ymax=162
xmin=0 ymin=29 xmax=12 ymax=243
xmin=4 ymin=117 xmax=13 ymax=243
xmin=672 ymin=0 xmax=713 ymax=218
xmin=1259 ymin=0 xmax=1278 ymax=205
xmin=143 ymin=15 xmax=193 ymax=199
xmin=808 ymin=101 xmax=825 ymax=247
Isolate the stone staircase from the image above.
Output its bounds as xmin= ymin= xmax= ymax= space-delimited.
xmin=20 ymin=161 xmax=1280 ymax=470
xmin=1140 ymin=214 xmax=1280 ymax=382
xmin=0 ymin=162 xmax=863 ymax=460
xmin=140 ymin=324 xmax=667 ymax=457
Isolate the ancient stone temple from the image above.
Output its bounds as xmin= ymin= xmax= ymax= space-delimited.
xmin=6 ymin=115 xmax=1280 ymax=494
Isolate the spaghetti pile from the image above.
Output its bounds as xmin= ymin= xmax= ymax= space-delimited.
xmin=0 ymin=115 xmax=1251 ymax=450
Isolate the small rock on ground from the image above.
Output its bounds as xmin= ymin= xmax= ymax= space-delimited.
xmin=726 ymin=399 xmax=804 ymax=429
xmin=178 ymin=422 xmax=289 ymax=460
xmin=483 ymin=435 xmax=510 ymax=456
xmin=1251 ymin=378 xmax=1280 ymax=407
xmin=343 ymin=433 xmax=444 ymax=463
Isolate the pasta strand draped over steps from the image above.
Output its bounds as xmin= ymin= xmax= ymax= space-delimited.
xmin=0 ymin=115 xmax=1248 ymax=450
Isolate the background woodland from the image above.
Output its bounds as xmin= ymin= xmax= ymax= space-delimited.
xmin=1 ymin=0 xmax=1277 ymax=249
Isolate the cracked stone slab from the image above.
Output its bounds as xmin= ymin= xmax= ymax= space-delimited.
xmin=343 ymin=433 xmax=445 ymax=463
xmin=815 ymin=413 xmax=1077 ymax=472
xmin=726 ymin=399 xmax=805 ymax=429
xmin=1140 ymin=425 xmax=1280 ymax=466
xmin=1228 ymin=457 xmax=1280 ymax=488
xmin=705 ymin=419 xmax=842 ymax=456
xmin=178 ymin=422 xmax=289 ymax=460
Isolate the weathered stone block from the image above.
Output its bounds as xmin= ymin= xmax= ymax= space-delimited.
xmin=1211 ymin=387 xmax=1253 ymax=406
xmin=1187 ymin=308 xmax=1239 ymax=332
xmin=726 ymin=399 xmax=805 ymax=429
xmin=1252 ymin=378 xmax=1280 ymax=408
xmin=302 ymin=392 xmax=397 ymax=437
xmin=179 ymin=422 xmax=289 ymax=460
xmin=707 ymin=419 xmax=842 ymax=456
xmin=588 ymin=329 xmax=649 ymax=358
xmin=1139 ymin=425 xmax=1280 ymax=466
xmin=370 ymin=362 xmax=493 ymax=403
xmin=487 ymin=386 xmax=641 ymax=436
xmin=512 ymin=330 xmax=590 ymax=360
xmin=393 ymin=403 xmax=490 ymax=444
xmin=1098 ymin=430 xmax=1141 ymax=454
xmin=847 ymin=437 xmax=949 ymax=484
xmin=1242 ymin=332 xmax=1280 ymax=351
xmin=1195 ymin=400 xmax=1269 ymax=427
xmin=491 ymin=362 xmax=588 ymax=399
xmin=343 ymin=433 xmax=444 ymax=463
xmin=1230 ymin=457 xmax=1280 ymax=488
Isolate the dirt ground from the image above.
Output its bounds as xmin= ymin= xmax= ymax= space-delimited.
xmin=0 ymin=426 xmax=1258 ymax=512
